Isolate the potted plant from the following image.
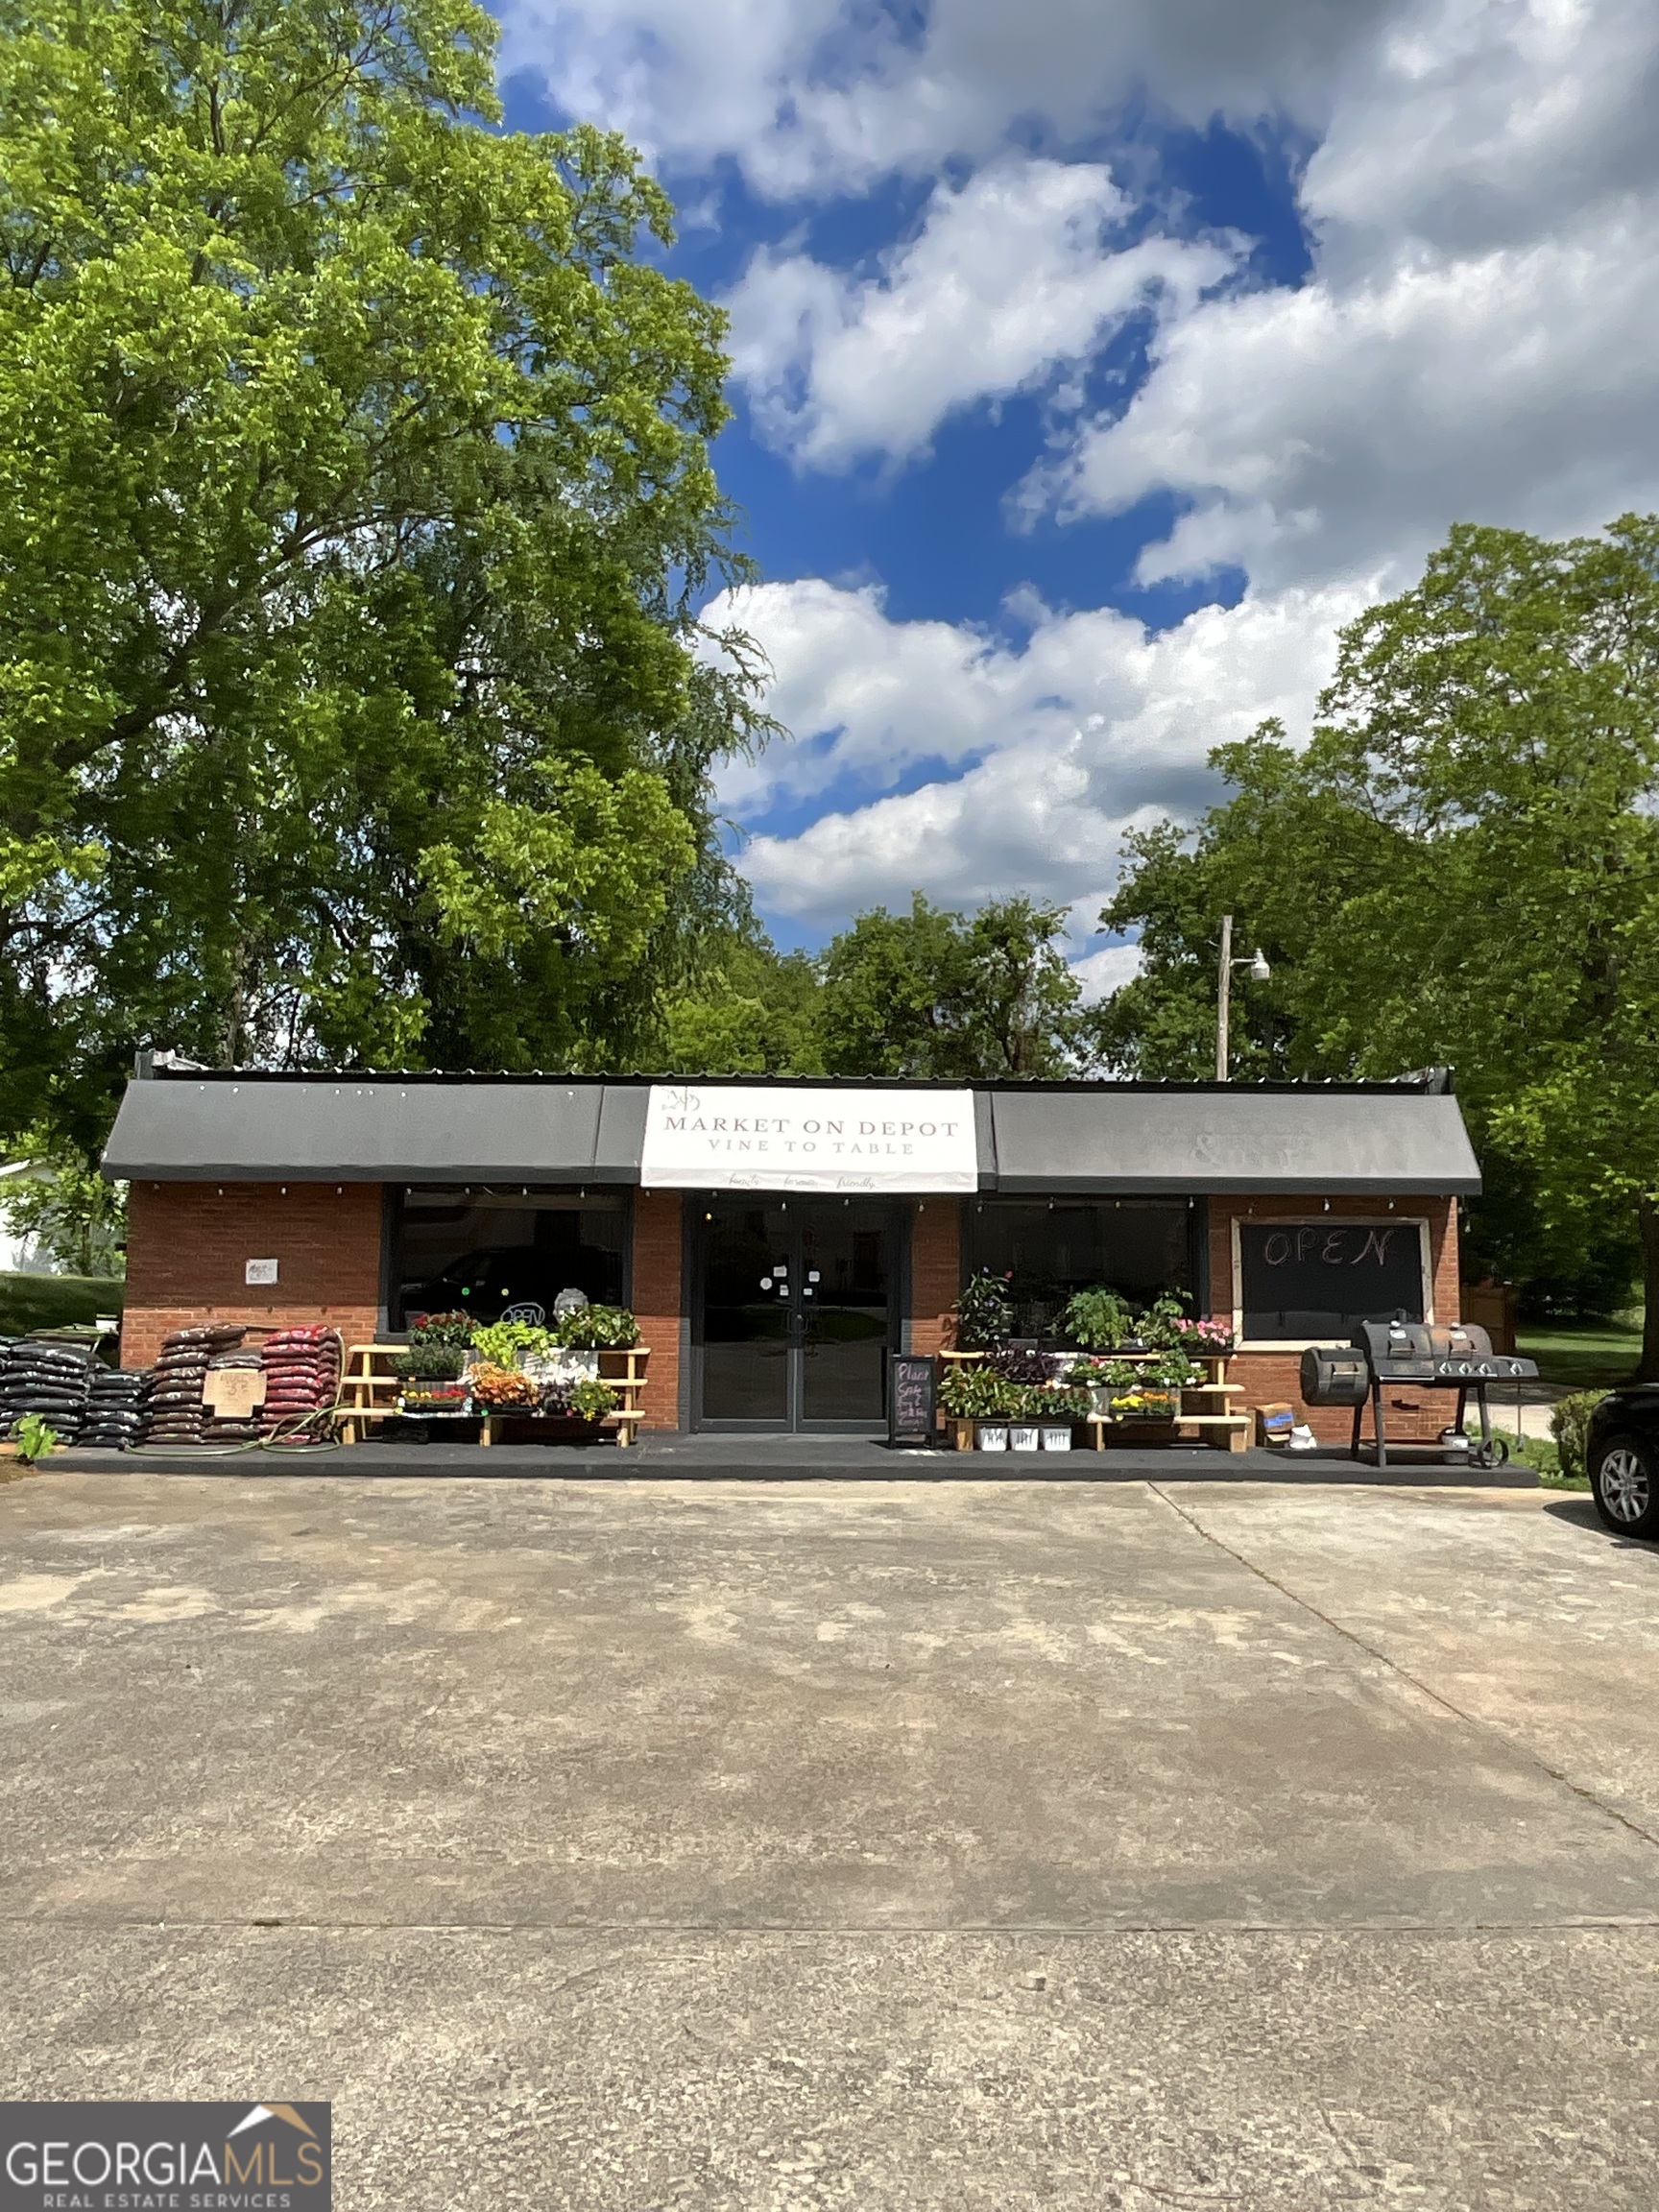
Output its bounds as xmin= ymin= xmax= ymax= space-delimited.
xmin=1173 ymin=1316 xmax=1235 ymax=1358
xmin=469 ymin=1363 xmax=541 ymax=1413
xmin=552 ymin=1305 xmax=640 ymax=1352
xmin=1135 ymin=1294 xmax=1190 ymax=1352
xmin=951 ymin=1271 xmax=1015 ymax=1352
xmin=1103 ymin=1349 xmax=1198 ymax=1421
xmin=1061 ymin=1286 xmax=1137 ymax=1353
xmin=939 ymin=1359 xmax=1021 ymax=1446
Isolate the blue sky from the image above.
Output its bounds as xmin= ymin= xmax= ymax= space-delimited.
xmin=495 ymin=0 xmax=1659 ymax=975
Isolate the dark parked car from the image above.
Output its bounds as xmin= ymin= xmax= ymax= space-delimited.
xmin=1586 ymin=1386 xmax=1659 ymax=1538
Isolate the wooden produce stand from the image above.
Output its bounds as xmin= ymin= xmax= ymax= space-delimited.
xmin=478 ymin=1347 xmax=649 ymax=1448
xmin=337 ymin=1345 xmax=650 ymax=1447
xmin=940 ymin=1347 xmax=1249 ymax=1454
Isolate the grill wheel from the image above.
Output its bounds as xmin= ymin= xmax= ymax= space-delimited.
xmin=1591 ymin=1435 xmax=1659 ymax=1538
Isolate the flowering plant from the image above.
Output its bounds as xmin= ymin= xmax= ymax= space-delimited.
xmin=1173 ymin=1317 xmax=1234 ymax=1356
xmin=469 ymin=1362 xmax=541 ymax=1409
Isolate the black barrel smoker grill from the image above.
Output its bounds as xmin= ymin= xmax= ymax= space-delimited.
xmin=1301 ymin=1318 xmax=1538 ymax=1469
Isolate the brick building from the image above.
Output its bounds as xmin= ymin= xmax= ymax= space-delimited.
xmin=104 ymin=1070 xmax=1480 ymax=1442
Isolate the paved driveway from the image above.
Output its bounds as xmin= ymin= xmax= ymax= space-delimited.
xmin=2 ymin=1470 xmax=1656 ymax=2208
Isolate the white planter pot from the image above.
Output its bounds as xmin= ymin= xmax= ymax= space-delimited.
xmin=975 ymin=1424 xmax=1009 ymax=1452
xmin=1040 ymin=1425 xmax=1072 ymax=1452
xmin=1009 ymin=1425 xmax=1040 ymax=1454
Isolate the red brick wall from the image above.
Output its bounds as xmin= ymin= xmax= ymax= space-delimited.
xmin=122 ymin=1181 xmax=383 ymax=1367
xmin=908 ymin=1200 xmax=961 ymax=1357
xmin=1207 ymin=1194 xmax=1461 ymax=1443
xmin=631 ymin=1190 xmax=683 ymax=1430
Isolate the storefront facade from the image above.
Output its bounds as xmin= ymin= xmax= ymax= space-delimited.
xmin=105 ymin=1070 xmax=1480 ymax=1442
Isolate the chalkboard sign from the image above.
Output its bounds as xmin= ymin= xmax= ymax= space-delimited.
xmin=1238 ymin=1219 xmax=1427 ymax=1342
xmin=888 ymin=1353 xmax=939 ymax=1447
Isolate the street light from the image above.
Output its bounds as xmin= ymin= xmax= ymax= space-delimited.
xmin=1215 ymin=913 xmax=1270 ymax=1080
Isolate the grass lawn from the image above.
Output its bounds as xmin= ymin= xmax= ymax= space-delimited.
xmin=1515 ymin=1316 xmax=1645 ymax=1392
xmin=0 ymin=1271 xmax=123 ymax=1337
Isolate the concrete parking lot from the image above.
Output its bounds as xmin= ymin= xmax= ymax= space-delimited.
xmin=2 ymin=1468 xmax=1657 ymax=2208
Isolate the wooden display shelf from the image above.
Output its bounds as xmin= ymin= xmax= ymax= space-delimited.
xmin=338 ymin=1344 xmax=650 ymax=1447
xmin=941 ymin=1350 xmax=1249 ymax=1455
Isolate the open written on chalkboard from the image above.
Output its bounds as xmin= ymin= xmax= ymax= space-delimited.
xmin=1237 ymin=1218 xmax=1431 ymax=1343
xmin=888 ymin=1353 xmax=939 ymax=1447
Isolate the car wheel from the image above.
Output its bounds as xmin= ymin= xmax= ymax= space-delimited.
xmin=1590 ymin=1435 xmax=1659 ymax=1538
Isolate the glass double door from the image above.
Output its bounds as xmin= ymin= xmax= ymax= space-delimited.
xmin=696 ymin=1198 xmax=897 ymax=1430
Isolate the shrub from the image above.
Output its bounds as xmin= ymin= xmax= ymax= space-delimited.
xmin=1135 ymin=1294 xmax=1190 ymax=1351
xmin=1549 ymin=1390 xmax=1606 ymax=1482
xmin=952 ymin=1271 xmax=1015 ymax=1351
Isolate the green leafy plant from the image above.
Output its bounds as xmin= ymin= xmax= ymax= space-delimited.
xmin=471 ymin=1319 xmax=555 ymax=1367
xmin=567 ymin=1376 xmax=620 ymax=1422
xmin=393 ymin=1345 xmax=467 ymax=1382
xmin=939 ymin=1363 xmax=1022 ymax=1419
xmin=12 ymin=1413 xmax=60 ymax=1464
xmin=551 ymin=1305 xmax=640 ymax=1351
xmin=1060 ymin=1286 xmax=1137 ymax=1351
xmin=1549 ymin=1389 xmax=1606 ymax=1481
xmin=1135 ymin=1294 xmax=1191 ymax=1351
xmin=952 ymin=1271 xmax=1015 ymax=1352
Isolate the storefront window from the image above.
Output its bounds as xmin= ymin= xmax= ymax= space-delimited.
xmin=390 ymin=1189 xmax=627 ymax=1327
xmin=964 ymin=1198 xmax=1195 ymax=1338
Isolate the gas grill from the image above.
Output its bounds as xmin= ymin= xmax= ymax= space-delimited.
xmin=1301 ymin=1317 xmax=1538 ymax=1469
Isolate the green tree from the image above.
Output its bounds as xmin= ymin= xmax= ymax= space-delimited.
xmin=1099 ymin=517 xmax=1659 ymax=1363
xmin=818 ymin=894 xmax=1090 ymax=1077
xmin=0 ymin=0 xmax=769 ymax=1162
xmin=0 ymin=1148 xmax=126 ymax=1275
xmin=661 ymin=928 xmax=825 ymax=1074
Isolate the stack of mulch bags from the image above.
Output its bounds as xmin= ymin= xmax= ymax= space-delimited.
xmin=82 ymin=1364 xmax=152 ymax=1449
xmin=0 ymin=1336 xmax=96 ymax=1442
xmin=202 ymin=1343 xmax=266 ymax=1445
xmin=143 ymin=1323 xmax=247 ymax=1445
xmin=258 ymin=1327 xmax=343 ymax=1439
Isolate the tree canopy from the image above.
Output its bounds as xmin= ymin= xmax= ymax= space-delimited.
xmin=1099 ymin=517 xmax=1659 ymax=1357
xmin=0 ymin=0 xmax=769 ymax=1157
xmin=661 ymin=895 xmax=1095 ymax=1081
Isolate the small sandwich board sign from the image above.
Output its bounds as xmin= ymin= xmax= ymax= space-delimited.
xmin=887 ymin=1354 xmax=938 ymax=1448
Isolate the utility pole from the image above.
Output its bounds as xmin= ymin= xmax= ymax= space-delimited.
xmin=1215 ymin=915 xmax=1269 ymax=1081
xmin=1215 ymin=913 xmax=1233 ymax=1081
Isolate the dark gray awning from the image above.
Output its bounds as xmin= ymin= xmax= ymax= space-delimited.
xmin=104 ymin=1075 xmax=1481 ymax=1195
xmin=104 ymin=1079 xmax=628 ymax=1184
xmin=982 ymin=1089 xmax=1480 ymax=1194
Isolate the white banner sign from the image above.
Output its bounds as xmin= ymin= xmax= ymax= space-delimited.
xmin=639 ymin=1084 xmax=978 ymax=1192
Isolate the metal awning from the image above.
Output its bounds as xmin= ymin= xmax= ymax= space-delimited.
xmin=103 ymin=1073 xmax=1481 ymax=1195
xmin=980 ymin=1088 xmax=1480 ymax=1194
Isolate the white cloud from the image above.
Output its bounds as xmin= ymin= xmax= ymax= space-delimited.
xmin=1070 ymin=942 xmax=1144 ymax=1002
xmin=725 ymin=160 xmax=1238 ymax=467
xmin=510 ymin=0 xmax=1659 ymax=938
xmin=717 ymin=576 xmax=1365 ymax=922
xmin=1020 ymin=0 xmax=1659 ymax=586
xmin=498 ymin=0 xmax=1398 ymax=197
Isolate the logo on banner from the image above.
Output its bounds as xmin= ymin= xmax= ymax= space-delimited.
xmin=638 ymin=1084 xmax=978 ymax=1192
xmin=1 ymin=2102 xmax=330 ymax=2210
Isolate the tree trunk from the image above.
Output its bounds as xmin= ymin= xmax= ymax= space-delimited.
xmin=1638 ymin=1191 xmax=1659 ymax=1382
